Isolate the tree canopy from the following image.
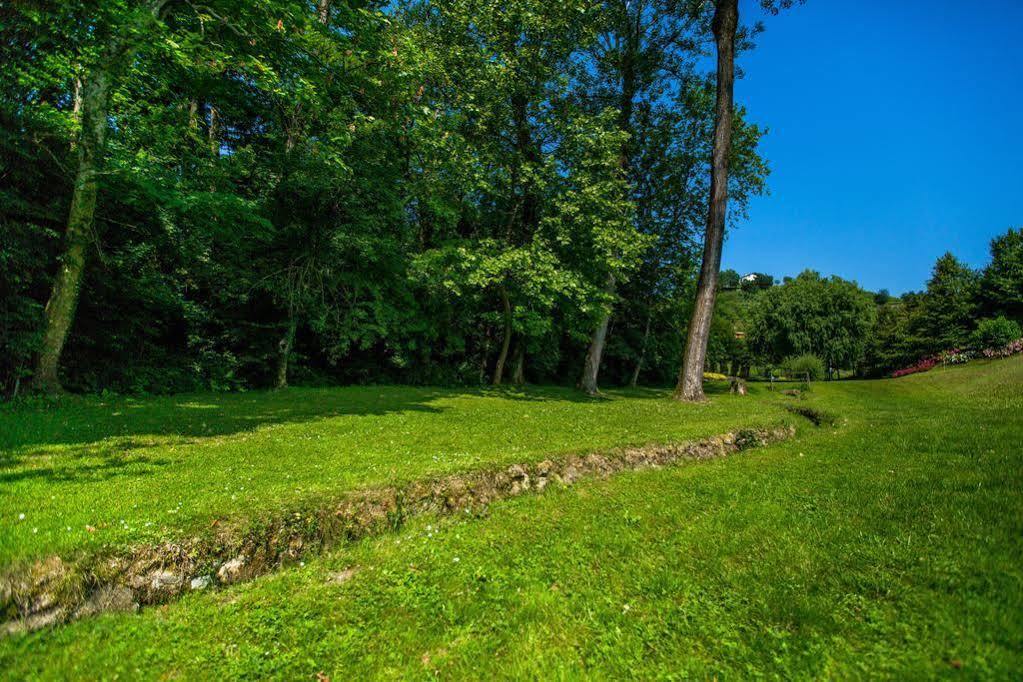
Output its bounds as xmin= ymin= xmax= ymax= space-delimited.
xmin=0 ymin=0 xmax=769 ymax=395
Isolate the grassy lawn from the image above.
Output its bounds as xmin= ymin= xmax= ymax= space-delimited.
xmin=2 ymin=357 xmax=1021 ymax=678
xmin=0 ymin=383 xmax=788 ymax=566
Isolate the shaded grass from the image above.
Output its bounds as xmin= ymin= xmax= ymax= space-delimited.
xmin=2 ymin=357 xmax=1020 ymax=678
xmin=0 ymin=382 xmax=788 ymax=566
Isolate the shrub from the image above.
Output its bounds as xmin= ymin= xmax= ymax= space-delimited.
xmin=703 ymin=372 xmax=728 ymax=382
xmin=982 ymin=337 xmax=1023 ymax=359
xmin=971 ymin=317 xmax=1022 ymax=350
xmin=892 ymin=356 xmax=939 ymax=378
xmin=782 ymin=354 xmax=825 ymax=381
xmin=939 ymin=348 xmax=974 ymax=365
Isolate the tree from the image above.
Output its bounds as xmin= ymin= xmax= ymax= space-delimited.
xmin=719 ymin=268 xmax=741 ymax=290
xmin=0 ymin=0 xmax=766 ymax=396
xmin=403 ymin=0 xmax=641 ymax=387
xmin=748 ymin=271 xmax=876 ymax=375
xmin=862 ymin=298 xmax=916 ymax=377
xmin=674 ymin=0 xmax=737 ymax=402
xmin=981 ymin=228 xmax=1023 ymax=323
xmin=576 ymin=0 xmax=708 ymax=395
xmin=32 ymin=0 xmax=174 ymax=393
xmin=914 ymin=253 xmax=979 ymax=351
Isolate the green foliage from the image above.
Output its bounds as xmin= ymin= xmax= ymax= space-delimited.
xmin=913 ymin=253 xmax=980 ymax=352
xmin=981 ymin=227 xmax=1023 ymax=323
xmin=0 ymin=0 xmax=769 ymax=394
xmin=861 ymin=299 xmax=919 ymax=377
xmin=781 ymin=353 xmax=824 ymax=380
xmin=971 ymin=316 xmax=1022 ymax=350
xmin=705 ymin=289 xmax=751 ymax=375
xmin=719 ymin=268 xmax=741 ymax=290
xmin=861 ymin=232 xmax=1023 ymax=376
xmin=748 ymin=270 xmax=876 ymax=371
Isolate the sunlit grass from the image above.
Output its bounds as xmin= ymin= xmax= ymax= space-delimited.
xmin=3 ymin=357 xmax=1020 ymax=678
xmin=1 ymin=383 xmax=790 ymax=565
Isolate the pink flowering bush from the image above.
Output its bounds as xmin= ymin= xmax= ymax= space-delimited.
xmin=893 ymin=337 xmax=1023 ymax=378
xmin=981 ymin=337 xmax=1023 ymax=359
xmin=892 ymin=356 xmax=939 ymax=378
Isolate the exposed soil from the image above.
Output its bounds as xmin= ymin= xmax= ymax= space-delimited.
xmin=1 ymin=425 xmax=795 ymax=634
xmin=784 ymin=405 xmax=839 ymax=427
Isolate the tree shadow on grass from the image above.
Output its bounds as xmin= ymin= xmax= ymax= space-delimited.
xmin=0 ymin=383 xmax=648 ymax=460
xmin=0 ymin=454 xmax=172 ymax=486
xmin=0 ymin=381 xmax=722 ymax=485
xmin=0 ymin=437 xmax=178 ymax=485
xmin=0 ymin=385 xmax=454 ymax=456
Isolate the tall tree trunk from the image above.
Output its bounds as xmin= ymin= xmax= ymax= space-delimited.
xmin=478 ymin=334 xmax=491 ymax=386
xmin=188 ymin=99 xmax=199 ymax=131
xmin=33 ymin=67 xmax=112 ymax=393
xmin=275 ymin=313 xmax=296 ymax=390
xmin=492 ymin=287 xmax=512 ymax=386
xmin=579 ymin=28 xmax=637 ymax=395
xmin=579 ymin=296 xmax=612 ymax=396
xmin=317 ymin=0 xmax=331 ymax=25
xmin=32 ymin=0 xmax=170 ymax=393
xmin=208 ymin=104 xmax=220 ymax=157
xmin=511 ymin=337 xmax=525 ymax=386
xmin=674 ymin=0 xmax=738 ymax=402
xmin=629 ymin=308 xmax=652 ymax=388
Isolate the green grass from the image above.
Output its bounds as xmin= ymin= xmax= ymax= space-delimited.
xmin=2 ymin=357 xmax=1022 ymax=678
xmin=0 ymin=382 xmax=787 ymax=566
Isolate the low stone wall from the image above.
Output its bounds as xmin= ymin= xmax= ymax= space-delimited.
xmin=2 ymin=424 xmax=796 ymax=634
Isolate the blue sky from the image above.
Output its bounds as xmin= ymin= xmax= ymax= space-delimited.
xmin=722 ymin=0 xmax=1023 ymax=294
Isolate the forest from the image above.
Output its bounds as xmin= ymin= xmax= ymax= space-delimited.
xmin=2 ymin=0 xmax=773 ymax=398
xmin=2 ymin=0 xmax=1021 ymax=400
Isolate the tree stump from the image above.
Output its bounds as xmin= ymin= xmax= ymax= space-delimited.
xmin=729 ymin=378 xmax=747 ymax=396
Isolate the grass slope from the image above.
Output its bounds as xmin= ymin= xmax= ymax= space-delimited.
xmin=0 ymin=383 xmax=786 ymax=566
xmin=3 ymin=357 xmax=1022 ymax=678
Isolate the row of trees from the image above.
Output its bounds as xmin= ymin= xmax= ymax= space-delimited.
xmin=2 ymin=0 xmax=770 ymax=397
xmin=702 ymin=228 xmax=1023 ymax=379
xmin=863 ymin=229 xmax=1023 ymax=376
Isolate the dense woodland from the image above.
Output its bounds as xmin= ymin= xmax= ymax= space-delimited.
xmin=710 ymin=228 xmax=1023 ymax=381
xmin=1 ymin=0 xmax=1020 ymax=397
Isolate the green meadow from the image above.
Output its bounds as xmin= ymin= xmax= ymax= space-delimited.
xmin=2 ymin=357 xmax=1021 ymax=678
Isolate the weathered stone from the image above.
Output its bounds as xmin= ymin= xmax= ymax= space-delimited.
xmin=190 ymin=575 xmax=212 ymax=591
xmin=76 ymin=586 xmax=136 ymax=618
xmin=148 ymin=570 xmax=183 ymax=592
xmin=507 ymin=464 xmax=530 ymax=494
xmin=217 ymin=556 xmax=246 ymax=584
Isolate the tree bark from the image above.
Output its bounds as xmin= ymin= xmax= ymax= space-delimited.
xmin=275 ymin=313 xmax=296 ymax=390
xmin=208 ymin=104 xmax=220 ymax=157
xmin=33 ymin=67 xmax=112 ymax=393
xmin=317 ymin=0 xmax=330 ymax=25
xmin=511 ymin=337 xmax=525 ymax=385
xmin=629 ymin=308 xmax=652 ymax=388
xmin=579 ymin=292 xmax=612 ymax=395
xmin=32 ymin=0 xmax=171 ymax=393
xmin=674 ymin=0 xmax=738 ymax=402
xmin=579 ymin=24 xmax=638 ymax=395
xmin=492 ymin=287 xmax=512 ymax=386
